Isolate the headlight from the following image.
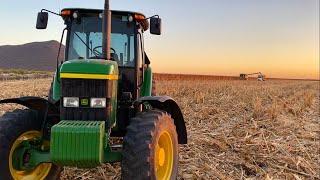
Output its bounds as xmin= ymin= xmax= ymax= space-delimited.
xmin=90 ymin=98 xmax=106 ymax=108
xmin=63 ymin=97 xmax=79 ymax=107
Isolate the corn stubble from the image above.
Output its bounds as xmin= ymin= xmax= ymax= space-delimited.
xmin=0 ymin=77 xmax=319 ymax=179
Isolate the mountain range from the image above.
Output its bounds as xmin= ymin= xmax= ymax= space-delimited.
xmin=0 ymin=41 xmax=64 ymax=71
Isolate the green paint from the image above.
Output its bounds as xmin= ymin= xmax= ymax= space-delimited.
xmin=11 ymin=120 xmax=122 ymax=170
xmin=26 ymin=149 xmax=51 ymax=169
xmin=12 ymin=140 xmax=51 ymax=171
xmin=50 ymin=121 xmax=105 ymax=168
xmin=104 ymin=146 xmax=122 ymax=163
xmin=140 ymin=66 xmax=153 ymax=97
xmin=59 ymin=59 xmax=119 ymax=128
xmin=60 ymin=59 xmax=119 ymax=75
xmin=53 ymin=68 xmax=61 ymax=101
xmin=102 ymin=132 xmax=122 ymax=163
xmin=12 ymin=141 xmax=31 ymax=170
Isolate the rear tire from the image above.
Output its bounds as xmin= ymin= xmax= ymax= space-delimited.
xmin=122 ymin=110 xmax=179 ymax=180
xmin=0 ymin=109 xmax=62 ymax=180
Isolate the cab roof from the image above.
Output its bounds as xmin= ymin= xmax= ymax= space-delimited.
xmin=62 ymin=8 xmax=147 ymax=18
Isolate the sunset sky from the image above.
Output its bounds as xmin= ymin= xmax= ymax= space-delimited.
xmin=0 ymin=0 xmax=318 ymax=79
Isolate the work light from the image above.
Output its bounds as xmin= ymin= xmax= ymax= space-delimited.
xmin=90 ymin=98 xmax=107 ymax=108
xmin=73 ymin=11 xmax=79 ymax=19
xmin=63 ymin=97 xmax=79 ymax=107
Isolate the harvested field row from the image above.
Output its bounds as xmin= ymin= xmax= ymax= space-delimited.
xmin=153 ymin=73 xmax=239 ymax=81
xmin=0 ymin=78 xmax=319 ymax=179
xmin=0 ymin=69 xmax=52 ymax=81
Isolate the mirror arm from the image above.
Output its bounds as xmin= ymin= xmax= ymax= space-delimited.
xmin=144 ymin=15 xmax=159 ymax=20
xmin=41 ymin=9 xmax=61 ymax=17
xmin=56 ymin=28 xmax=67 ymax=71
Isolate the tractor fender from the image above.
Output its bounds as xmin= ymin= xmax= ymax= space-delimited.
xmin=137 ymin=96 xmax=187 ymax=144
xmin=0 ymin=96 xmax=59 ymax=115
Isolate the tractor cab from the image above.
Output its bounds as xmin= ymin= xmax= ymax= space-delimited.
xmin=61 ymin=9 xmax=152 ymax=100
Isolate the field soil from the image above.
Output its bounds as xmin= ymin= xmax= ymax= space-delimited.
xmin=0 ymin=78 xmax=319 ymax=179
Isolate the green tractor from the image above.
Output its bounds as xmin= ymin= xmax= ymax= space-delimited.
xmin=0 ymin=1 xmax=187 ymax=179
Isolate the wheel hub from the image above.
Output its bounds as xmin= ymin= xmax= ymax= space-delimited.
xmin=9 ymin=131 xmax=52 ymax=180
xmin=155 ymin=131 xmax=174 ymax=179
xmin=158 ymin=148 xmax=165 ymax=167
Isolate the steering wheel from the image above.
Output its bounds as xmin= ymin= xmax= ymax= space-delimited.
xmin=92 ymin=46 xmax=116 ymax=57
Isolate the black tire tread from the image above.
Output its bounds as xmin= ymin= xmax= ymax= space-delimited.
xmin=121 ymin=110 xmax=178 ymax=180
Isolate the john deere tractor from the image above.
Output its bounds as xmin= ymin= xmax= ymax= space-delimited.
xmin=0 ymin=1 xmax=187 ymax=179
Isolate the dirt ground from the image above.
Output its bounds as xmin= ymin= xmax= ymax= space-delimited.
xmin=0 ymin=78 xmax=319 ymax=179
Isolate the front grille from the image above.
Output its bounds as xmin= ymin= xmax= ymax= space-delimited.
xmin=61 ymin=79 xmax=108 ymax=97
xmin=61 ymin=78 xmax=111 ymax=121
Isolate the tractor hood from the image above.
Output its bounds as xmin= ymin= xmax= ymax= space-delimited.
xmin=60 ymin=59 xmax=119 ymax=78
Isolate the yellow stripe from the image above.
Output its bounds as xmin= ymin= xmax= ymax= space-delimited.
xmin=60 ymin=73 xmax=118 ymax=80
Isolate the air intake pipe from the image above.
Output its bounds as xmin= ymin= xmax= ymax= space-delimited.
xmin=102 ymin=0 xmax=111 ymax=60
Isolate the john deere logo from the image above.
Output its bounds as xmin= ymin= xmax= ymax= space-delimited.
xmin=81 ymin=99 xmax=89 ymax=106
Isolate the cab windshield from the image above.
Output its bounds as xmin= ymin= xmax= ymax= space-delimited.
xmin=67 ymin=14 xmax=135 ymax=67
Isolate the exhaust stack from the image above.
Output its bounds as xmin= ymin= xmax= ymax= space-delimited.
xmin=102 ymin=0 xmax=111 ymax=60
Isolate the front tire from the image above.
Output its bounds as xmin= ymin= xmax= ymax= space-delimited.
xmin=0 ymin=109 xmax=62 ymax=180
xmin=122 ymin=110 xmax=179 ymax=180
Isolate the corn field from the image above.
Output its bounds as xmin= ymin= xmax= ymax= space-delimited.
xmin=0 ymin=77 xmax=319 ymax=179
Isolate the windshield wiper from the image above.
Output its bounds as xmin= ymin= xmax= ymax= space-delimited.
xmin=73 ymin=32 xmax=100 ymax=58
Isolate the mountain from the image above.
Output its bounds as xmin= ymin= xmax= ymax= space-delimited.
xmin=0 ymin=41 xmax=65 ymax=71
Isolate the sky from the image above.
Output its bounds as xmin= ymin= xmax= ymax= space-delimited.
xmin=0 ymin=0 xmax=318 ymax=79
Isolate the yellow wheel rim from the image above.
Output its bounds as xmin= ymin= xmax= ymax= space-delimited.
xmin=155 ymin=131 xmax=174 ymax=180
xmin=9 ymin=131 xmax=52 ymax=180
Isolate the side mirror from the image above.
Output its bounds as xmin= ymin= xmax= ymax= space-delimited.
xmin=150 ymin=17 xmax=161 ymax=35
xmin=36 ymin=12 xmax=48 ymax=29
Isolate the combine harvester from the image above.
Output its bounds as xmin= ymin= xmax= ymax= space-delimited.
xmin=240 ymin=72 xmax=266 ymax=81
xmin=0 ymin=0 xmax=187 ymax=179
